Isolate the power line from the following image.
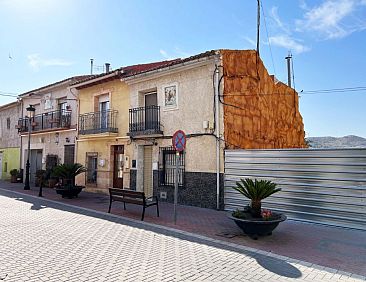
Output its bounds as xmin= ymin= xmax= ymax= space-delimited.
xmin=301 ymin=87 xmax=366 ymax=94
xmin=0 ymin=90 xmax=19 ymax=95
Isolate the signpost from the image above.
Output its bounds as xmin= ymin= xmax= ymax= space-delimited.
xmin=172 ymin=130 xmax=186 ymax=224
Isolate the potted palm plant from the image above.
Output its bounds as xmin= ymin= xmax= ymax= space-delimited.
xmin=10 ymin=169 xmax=19 ymax=183
xmin=228 ymin=178 xmax=286 ymax=239
xmin=52 ymin=163 xmax=86 ymax=198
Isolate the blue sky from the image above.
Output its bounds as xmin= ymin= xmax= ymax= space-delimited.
xmin=1 ymin=0 xmax=366 ymax=137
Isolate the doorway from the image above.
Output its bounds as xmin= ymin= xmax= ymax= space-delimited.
xmin=143 ymin=146 xmax=153 ymax=197
xmin=144 ymin=92 xmax=157 ymax=130
xmin=99 ymin=101 xmax=110 ymax=130
xmin=113 ymin=145 xmax=124 ymax=189
xmin=64 ymin=145 xmax=75 ymax=165
xmin=30 ymin=149 xmax=43 ymax=184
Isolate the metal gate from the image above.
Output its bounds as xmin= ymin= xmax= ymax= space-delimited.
xmin=224 ymin=149 xmax=366 ymax=231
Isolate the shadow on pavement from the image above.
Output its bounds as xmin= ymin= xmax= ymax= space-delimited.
xmin=256 ymin=256 xmax=302 ymax=278
xmin=2 ymin=188 xmax=302 ymax=279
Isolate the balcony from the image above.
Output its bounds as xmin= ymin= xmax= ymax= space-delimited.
xmin=128 ymin=105 xmax=163 ymax=137
xmin=79 ymin=110 xmax=118 ymax=135
xmin=17 ymin=110 xmax=71 ymax=133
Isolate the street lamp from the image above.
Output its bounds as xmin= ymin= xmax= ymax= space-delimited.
xmin=24 ymin=104 xmax=35 ymax=190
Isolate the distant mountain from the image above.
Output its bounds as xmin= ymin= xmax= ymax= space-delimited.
xmin=306 ymin=135 xmax=366 ymax=148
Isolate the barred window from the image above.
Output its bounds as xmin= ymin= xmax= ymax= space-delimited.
xmin=159 ymin=147 xmax=185 ymax=187
xmin=6 ymin=117 xmax=10 ymax=129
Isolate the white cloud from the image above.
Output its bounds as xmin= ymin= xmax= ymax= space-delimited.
xmin=159 ymin=49 xmax=171 ymax=59
xmin=296 ymin=0 xmax=366 ymax=39
xmin=27 ymin=54 xmax=73 ymax=70
xmin=159 ymin=48 xmax=193 ymax=60
xmin=270 ymin=6 xmax=290 ymax=34
xmin=269 ymin=35 xmax=310 ymax=54
xmin=244 ymin=37 xmax=256 ymax=47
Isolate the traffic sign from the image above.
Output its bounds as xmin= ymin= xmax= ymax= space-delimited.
xmin=172 ymin=130 xmax=186 ymax=152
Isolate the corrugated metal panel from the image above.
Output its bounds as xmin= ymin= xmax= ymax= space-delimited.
xmin=224 ymin=149 xmax=366 ymax=231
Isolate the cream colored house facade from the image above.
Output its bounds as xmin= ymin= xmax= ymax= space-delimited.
xmin=18 ymin=76 xmax=90 ymax=184
xmin=124 ymin=52 xmax=225 ymax=209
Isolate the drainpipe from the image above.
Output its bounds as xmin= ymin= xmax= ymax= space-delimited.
xmin=214 ymin=59 xmax=220 ymax=210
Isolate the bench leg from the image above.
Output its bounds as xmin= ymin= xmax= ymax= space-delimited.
xmin=141 ymin=206 xmax=145 ymax=221
xmin=156 ymin=201 xmax=160 ymax=217
xmin=108 ymin=198 xmax=112 ymax=213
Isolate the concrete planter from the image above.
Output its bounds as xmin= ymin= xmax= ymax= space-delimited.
xmin=55 ymin=186 xmax=84 ymax=199
xmin=228 ymin=212 xmax=286 ymax=240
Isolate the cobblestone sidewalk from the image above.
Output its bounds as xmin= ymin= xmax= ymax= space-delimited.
xmin=0 ymin=189 xmax=364 ymax=282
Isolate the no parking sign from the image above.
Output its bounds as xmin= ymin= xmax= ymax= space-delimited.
xmin=172 ymin=130 xmax=186 ymax=152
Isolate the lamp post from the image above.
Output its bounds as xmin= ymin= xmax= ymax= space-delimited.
xmin=24 ymin=104 xmax=35 ymax=190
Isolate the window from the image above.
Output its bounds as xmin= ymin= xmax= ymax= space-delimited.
xmin=59 ymin=101 xmax=67 ymax=112
xmin=159 ymin=147 xmax=185 ymax=186
xmin=86 ymin=152 xmax=98 ymax=185
xmin=6 ymin=118 xmax=10 ymax=129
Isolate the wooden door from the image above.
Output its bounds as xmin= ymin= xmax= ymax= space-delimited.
xmin=143 ymin=146 xmax=153 ymax=197
xmin=113 ymin=145 xmax=124 ymax=189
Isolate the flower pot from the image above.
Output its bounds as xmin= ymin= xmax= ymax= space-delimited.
xmin=55 ymin=186 xmax=84 ymax=199
xmin=10 ymin=175 xmax=17 ymax=183
xmin=229 ymin=211 xmax=286 ymax=240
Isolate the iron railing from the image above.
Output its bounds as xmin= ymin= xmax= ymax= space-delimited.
xmin=128 ymin=105 xmax=162 ymax=136
xmin=78 ymin=110 xmax=118 ymax=135
xmin=17 ymin=110 xmax=71 ymax=133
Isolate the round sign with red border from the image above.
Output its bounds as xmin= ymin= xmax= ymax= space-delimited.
xmin=172 ymin=130 xmax=186 ymax=152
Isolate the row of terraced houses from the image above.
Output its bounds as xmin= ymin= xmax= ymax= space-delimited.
xmin=0 ymin=49 xmax=306 ymax=209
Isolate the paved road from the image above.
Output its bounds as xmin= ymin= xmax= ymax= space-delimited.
xmin=0 ymin=189 xmax=364 ymax=282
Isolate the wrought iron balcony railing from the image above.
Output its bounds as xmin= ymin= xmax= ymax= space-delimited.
xmin=17 ymin=110 xmax=71 ymax=133
xmin=128 ymin=105 xmax=163 ymax=137
xmin=78 ymin=110 xmax=118 ymax=135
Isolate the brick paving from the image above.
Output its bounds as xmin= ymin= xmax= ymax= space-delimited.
xmin=0 ymin=181 xmax=365 ymax=281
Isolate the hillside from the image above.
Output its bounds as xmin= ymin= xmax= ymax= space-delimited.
xmin=307 ymin=135 xmax=366 ymax=148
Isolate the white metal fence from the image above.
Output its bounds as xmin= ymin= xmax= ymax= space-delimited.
xmin=224 ymin=149 xmax=366 ymax=231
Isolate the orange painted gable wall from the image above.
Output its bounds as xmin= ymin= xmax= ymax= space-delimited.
xmin=221 ymin=50 xmax=306 ymax=149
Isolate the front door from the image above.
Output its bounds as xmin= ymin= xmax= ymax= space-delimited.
xmin=30 ymin=149 xmax=42 ymax=184
xmin=144 ymin=93 xmax=157 ymax=130
xmin=113 ymin=145 xmax=124 ymax=189
xmin=143 ymin=146 xmax=153 ymax=197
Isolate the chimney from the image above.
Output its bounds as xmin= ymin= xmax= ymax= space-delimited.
xmin=105 ymin=63 xmax=110 ymax=73
xmin=285 ymin=53 xmax=292 ymax=88
xmin=90 ymin=59 xmax=94 ymax=75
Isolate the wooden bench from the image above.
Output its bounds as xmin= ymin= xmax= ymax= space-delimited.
xmin=108 ymin=188 xmax=159 ymax=221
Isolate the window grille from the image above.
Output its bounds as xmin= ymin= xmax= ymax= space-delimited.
xmin=159 ymin=147 xmax=185 ymax=187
